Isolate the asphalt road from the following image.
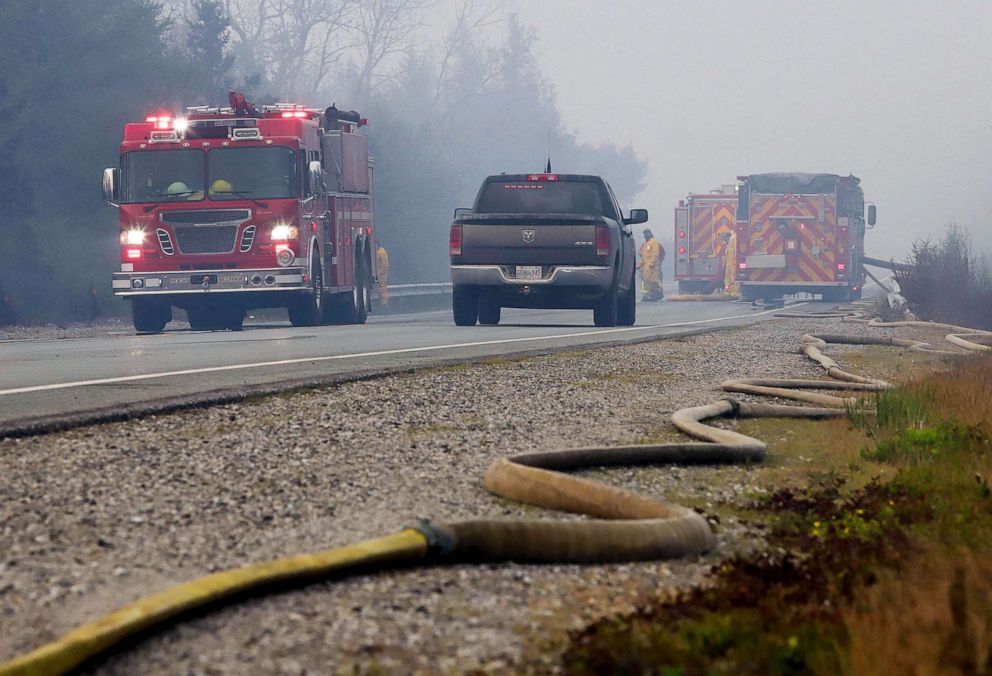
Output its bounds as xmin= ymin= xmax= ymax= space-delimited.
xmin=0 ymin=293 xmax=832 ymax=435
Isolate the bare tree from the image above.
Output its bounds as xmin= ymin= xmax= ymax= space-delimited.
xmin=432 ymin=0 xmax=502 ymax=106
xmin=348 ymin=0 xmax=435 ymax=105
xmin=220 ymin=0 xmax=359 ymax=99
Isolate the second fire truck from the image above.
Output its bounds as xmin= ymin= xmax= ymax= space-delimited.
xmin=104 ymin=92 xmax=377 ymax=332
xmin=734 ymin=173 xmax=875 ymax=302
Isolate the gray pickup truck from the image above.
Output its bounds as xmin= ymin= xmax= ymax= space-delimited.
xmin=449 ymin=173 xmax=647 ymax=327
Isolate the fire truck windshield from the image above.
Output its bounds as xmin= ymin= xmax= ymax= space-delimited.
xmin=122 ymin=149 xmax=204 ymax=203
xmin=121 ymin=146 xmax=298 ymax=204
xmin=207 ymin=147 xmax=297 ymax=201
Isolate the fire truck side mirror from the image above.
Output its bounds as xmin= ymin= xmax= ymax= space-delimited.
xmin=102 ymin=168 xmax=119 ymax=205
xmin=308 ymin=161 xmax=326 ymax=195
xmin=866 ymin=203 xmax=877 ymax=227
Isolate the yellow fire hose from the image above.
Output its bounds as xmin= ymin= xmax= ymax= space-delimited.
xmin=3 ymin=319 xmax=991 ymax=675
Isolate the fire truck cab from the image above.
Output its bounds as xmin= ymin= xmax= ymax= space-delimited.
xmin=104 ymin=92 xmax=376 ymax=332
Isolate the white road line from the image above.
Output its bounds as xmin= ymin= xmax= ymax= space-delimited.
xmin=0 ymin=303 xmax=802 ymax=397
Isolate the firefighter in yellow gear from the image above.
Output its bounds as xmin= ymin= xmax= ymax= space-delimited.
xmin=638 ymin=228 xmax=664 ymax=302
xmin=723 ymin=230 xmax=740 ymax=297
xmin=375 ymin=243 xmax=389 ymax=307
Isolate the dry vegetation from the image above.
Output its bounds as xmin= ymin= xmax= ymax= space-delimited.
xmin=560 ymin=353 xmax=992 ymax=675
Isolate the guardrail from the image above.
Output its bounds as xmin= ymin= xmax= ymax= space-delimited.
xmin=387 ymin=282 xmax=452 ymax=298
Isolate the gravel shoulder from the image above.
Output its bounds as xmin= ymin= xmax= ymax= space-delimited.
xmin=0 ymin=315 xmax=959 ymax=674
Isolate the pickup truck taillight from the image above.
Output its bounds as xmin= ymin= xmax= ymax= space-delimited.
xmin=449 ymin=225 xmax=463 ymax=256
xmin=595 ymin=226 xmax=611 ymax=256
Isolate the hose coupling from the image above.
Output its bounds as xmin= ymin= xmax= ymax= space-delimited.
xmin=408 ymin=518 xmax=456 ymax=557
xmin=719 ymin=397 xmax=743 ymax=417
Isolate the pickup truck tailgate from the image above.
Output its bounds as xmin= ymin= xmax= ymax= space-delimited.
xmin=457 ymin=214 xmax=603 ymax=266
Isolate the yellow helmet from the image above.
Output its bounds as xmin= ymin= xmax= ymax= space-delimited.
xmin=210 ymin=179 xmax=232 ymax=193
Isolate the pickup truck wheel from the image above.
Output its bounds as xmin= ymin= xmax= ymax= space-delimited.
xmin=478 ymin=299 xmax=501 ymax=325
xmin=132 ymin=298 xmax=170 ymax=334
xmin=593 ymin=286 xmax=619 ymax=327
xmin=289 ymin=255 xmax=323 ymax=327
xmin=617 ymin=272 xmax=636 ymax=326
xmin=452 ymin=285 xmax=479 ymax=326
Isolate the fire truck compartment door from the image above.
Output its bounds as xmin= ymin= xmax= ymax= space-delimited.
xmin=746 ymin=254 xmax=787 ymax=268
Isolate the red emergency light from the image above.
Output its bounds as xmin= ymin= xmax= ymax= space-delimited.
xmin=527 ymin=174 xmax=559 ymax=181
xmin=281 ymin=111 xmax=309 ymax=118
xmin=126 ymin=248 xmax=142 ymax=260
xmin=146 ymin=115 xmax=172 ymax=130
xmin=678 ymin=246 xmax=686 ymax=254
xmin=678 ymin=230 xmax=686 ymax=238
xmin=738 ymin=262 xmax=747 ymax=270
xmin=837 ymin=263 xmax=846 ymax=270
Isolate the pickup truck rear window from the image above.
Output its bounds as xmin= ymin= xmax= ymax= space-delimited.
xmin=476 ymin=181 xmax=616 ymax=218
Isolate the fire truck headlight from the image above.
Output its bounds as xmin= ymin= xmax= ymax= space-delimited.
xmin=276 ymin=246 xmax=295 ymax=267
xmin=173 ymin=118 xmax=188 ymax=133
xmin=270 ymin=224 xmax=299 ymax=241
xmin=122 ymin=229 xmax=145 ymax=245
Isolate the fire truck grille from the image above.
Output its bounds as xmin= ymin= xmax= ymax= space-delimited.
xmin=156 ymin=229 xmax=175 ymax=255
xmin=175 ymin=226 xmax=238 ymax=254
xmin=239 ymin=225 xmax=256 ymax=253
xmin=160 ymin=210 xmax=251 ymax=226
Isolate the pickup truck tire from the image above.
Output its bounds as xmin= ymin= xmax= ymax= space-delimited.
xmin=617 ymin=271 xmax=636 ymax=326
xmin=478 ymin=298 xmax=501 ymax=326
xmin=452 ymin=285 xmax=479 ymax=326
xmin=132 ymin=298 xmax=170 ymax=334
xmin=593 ymin=284 xmax=619 ymax=327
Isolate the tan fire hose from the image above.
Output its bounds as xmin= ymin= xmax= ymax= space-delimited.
xmin=3 ymin=319 xmax=991 ymax=675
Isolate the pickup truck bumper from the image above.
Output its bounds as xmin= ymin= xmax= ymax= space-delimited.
xmin=450 ymin=264 xmax=613 ymax=288
xmin=112 ymin=267 xmax=306 ymax=297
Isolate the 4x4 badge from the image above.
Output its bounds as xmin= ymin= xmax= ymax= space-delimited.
xmin=521 ymin=229 xmax=536 ymax=243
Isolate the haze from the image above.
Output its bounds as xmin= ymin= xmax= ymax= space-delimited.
xmin=520 ymin=0 xmax=992 ymax=259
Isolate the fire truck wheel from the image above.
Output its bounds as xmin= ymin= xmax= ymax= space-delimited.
xmin=353 ymin=255 xmax=370 ymax=324
xmin=132 ymin=299 xmax=170 ymax=334
xmin=289 ymin=256 xmax=323 ymax=327
xmin=617 ymin=271 xmax=636 ymax=326
xmin=452 ymin=285 xmax=479 ymax=326
xmin=593 ymin=284 xmax=619 ymax=327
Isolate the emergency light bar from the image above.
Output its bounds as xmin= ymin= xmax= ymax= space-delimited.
xmin=146 ymin=115 xmax=172 ymax=130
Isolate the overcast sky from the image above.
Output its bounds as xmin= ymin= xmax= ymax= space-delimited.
xmin=516 ymin=0 xmax=991 ymax=260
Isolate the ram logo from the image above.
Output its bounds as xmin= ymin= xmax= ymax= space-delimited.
xmin=521 ymin=229 xmax=536 ymax=243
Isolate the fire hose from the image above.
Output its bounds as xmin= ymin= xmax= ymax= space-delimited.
xmin=2 ymin=320 xmax=991 ymax=675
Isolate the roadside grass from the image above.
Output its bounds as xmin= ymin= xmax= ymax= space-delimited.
xmin=557 ymin=353 xmax=992 ymax=675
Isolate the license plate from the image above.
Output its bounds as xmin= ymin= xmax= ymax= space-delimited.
xmin=515 ymin=266 xmax=542 ymax=280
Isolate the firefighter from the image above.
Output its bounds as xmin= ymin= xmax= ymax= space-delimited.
xmin=210 ymin=179 xmax=233 ymax=196
xmin=723 ymin=230 xmax=740 ymax=297
xmin=375 ymin=242 xmax=389 ymax=307
xmin=638 ymin=228 xmax=664 ymax=302
xmin=708 ymin=232 xmax=731 ymax=294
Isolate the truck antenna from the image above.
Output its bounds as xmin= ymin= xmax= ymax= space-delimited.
xmin=545 ymin=130 xmax=552 ymax=173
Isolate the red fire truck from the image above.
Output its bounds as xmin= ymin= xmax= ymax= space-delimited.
xmin=104 ymin=92 xmax=377 ymax=332
xmin=673 ymin=186 xmax=738 ymax=294
xmin=734 ymin=173 xmax=875 ymax=302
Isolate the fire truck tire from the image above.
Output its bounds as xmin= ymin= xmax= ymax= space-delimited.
xmin=452 ymin=285 xmax=479 ymax=326
xmin=354 ymin=255 xmax=370 ymax=324
xmin=617 ymin=271 xmax=636 ymax=326
xmin=593 ymin=285 xmax=619 ymax=327
xmin=289 ymin=256 xmax=323 ymax=327
xmin=132 ymin=299 xmax=170 ymax=334
xmin=478 ymin=298 xmax=501 ymax=325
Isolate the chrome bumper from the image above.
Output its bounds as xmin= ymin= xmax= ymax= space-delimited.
xmin=450 ymin=264 xmax=613 ymax=288
xmin=112 ymin=267 xmax=306 ymax=297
